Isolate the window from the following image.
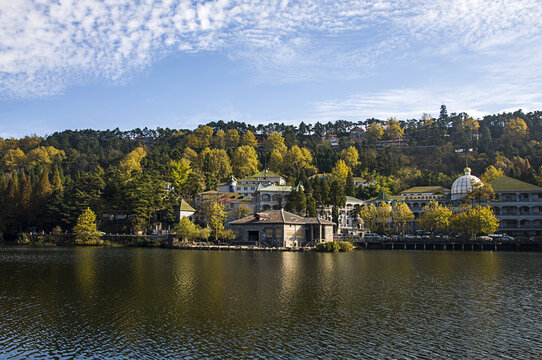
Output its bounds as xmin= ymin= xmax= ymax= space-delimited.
xmin=266 ymin=228 xmax=273 ymax=238
xmin=276 ymin=228 xmax=283 ymax=238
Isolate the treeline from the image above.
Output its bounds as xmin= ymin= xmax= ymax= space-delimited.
xmin=1 ymin=106 xmax=542 ymax=240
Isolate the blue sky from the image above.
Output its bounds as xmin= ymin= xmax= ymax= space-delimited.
xmin=1 ymin=0 xmax=542 ymax=138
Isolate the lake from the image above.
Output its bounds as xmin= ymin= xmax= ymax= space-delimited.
xmin=0 ymin=247 xmax=541 ymax=359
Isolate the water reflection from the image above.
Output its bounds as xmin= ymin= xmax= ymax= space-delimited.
xmin=0 ymin=248 xmax=540 ymax=359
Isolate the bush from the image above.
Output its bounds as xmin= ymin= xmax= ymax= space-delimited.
xmin=316 ymin=241 xmax=354 ymax=252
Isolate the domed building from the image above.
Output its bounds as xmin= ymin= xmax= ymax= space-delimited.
xmin=451 ymin=167 xmax=483 ymax=201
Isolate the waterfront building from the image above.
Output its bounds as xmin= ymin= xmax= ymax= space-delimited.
xmin=318 ymin=196 xmax=365 ymax=236
xmin=193 ymin=190 xmax=252 ymax=225
xmin=178 ymin=199 xmax=196 ymax=220
xmin=229 ymin=209 xmax=334 ymax=247
xmin=400 ymin=186 xmax=450 ymax=218
xmin=487 ymin=176 xmax=542 ymax=236
xmin=451 ymin=167 xmax=482 ymax=201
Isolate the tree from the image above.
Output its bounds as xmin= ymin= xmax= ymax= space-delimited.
xmin=231 ymin=146 xmax=259 ymax=178
xmin=1 ymin=148 xmax=26 ymax=171
xmin=384 ymin=117 xmax=404 ymax=139
xmin=225 ymin=129 xmax=240 ymax=149
xmin=331 ymin=159 xmax=350 ymax=185
xmin=392 ymin=202 xmax=414 ymax=237
xmin=186 ymin=126 xmax=213 ymax=149
xmin=503 ymin=117 xmax=528 ymax=143
xmin=282 ymin=146 xmax=317 ymax=180
xmin=364 ymin=123 xmax=384 ymax=143
xmin=268 ymin=149 xmax=283 ymax=174
xmin=212 ymin=130 xmax=226 ymax=149
xmin=450 ymin=205 xmax=499 ymax=240
xmin=359 ymin=203 xmax=378 ymax=233
xmin=207 ymin=201 xmax=227 ymax=242
xmin=73 ymin=208 xmax=102 ymax=245
xmin=263 ymin=132 xmax=287 ymax=155
xmin=339 ymin=146 xmax=360 ymax=170
xmin=119 ymin=147 xmax=146 ymax=176
xmin=196 ymin=148 xmax=232 ymax=189
xmin=375 ymin=202 xmax=393 ymax=234
xmin=175 ymin=218 xmax=209 ymax=243
xmin=480 ymin=165 xmax=504 ymax=183
xmin=240 ymin=130 xmax=258 ymax=147
xmin=169 ymin=159 xmax=192 ymax=192
xmin=418 ymin=201 xmax=452 ymax=235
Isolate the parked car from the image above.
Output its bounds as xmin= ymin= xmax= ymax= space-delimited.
xmin=476 ymin=236 xmax=492 ymax=241
xmin=363 ymin=233 xmax=381 ymax=241
xmin=405 ymin=234 xmax=416 ymax=240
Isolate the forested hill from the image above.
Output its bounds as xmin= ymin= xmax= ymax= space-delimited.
xmin=1 ymin=106 xmax=542 ymax=238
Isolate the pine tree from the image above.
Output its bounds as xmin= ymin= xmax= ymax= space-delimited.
xmin=73 ymin=207 xmax=102 ymax=245
xmin=51 ymin=165 xmax=63 ymax=192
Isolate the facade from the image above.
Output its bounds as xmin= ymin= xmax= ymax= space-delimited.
xmin=229 ymin=209 xmax=334 ymax=247
xmin=321 ymin=134 xmax=339 ymax=146
xmin=217 ymin=170 xmax=286 ymax=199
xmin=487 ymin=176 xmax=542 ymax=236
xmin=318 ymin=196 xmax=365 ymax=236
xmin=193 ymin=190 xmax=252 ymax=226
xmin=253 ymin=184 xmax=295 ymax=212
xmin=399 ymin=186 xmax=450 ymax=218
xmin=178 ymin=199 xmax=196 ymax=220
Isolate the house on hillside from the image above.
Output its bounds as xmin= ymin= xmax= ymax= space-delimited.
xmin=229 ymin=209 xmax=334 ymax=247
xmin=217 ymin=170 xmax=286 ymax=199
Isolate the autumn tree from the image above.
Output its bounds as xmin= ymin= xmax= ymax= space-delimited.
xmin=225 ymin=129 xmax=240 ymax=149
xmin=450 ymin=205 xmax=499 ymax=240
xmin=231 ymin=146 xmax=259 ymax=179
xmin=331 ymin=159 xmax=350 ymax=185
xmin=282 ymin=146 xmax=317 ymax=180
xmin=196 ymin=148 xmax=232 ymax=189
xmin=186 ymin=126 xmax=214 ymax=149
xmin=384 ymin=117 xmax=404 ymax=139
xmin=339 ymin=146 xmax=360 ymax=170
xmin=364 ymin=123 xmax=384 ymax=143
xmin=207 ymin=201 xmax=227 ymax=242
xmin=73 ymin=208 xmax=102 ymax=245
xmin=480 ymin=165 xmax=504 ymax=183
xmin=358 ymin=203 xmax=377 ymax=233
xmin=503 ymin=117 xmax=528 ymax=144
xmin=119 ymin=147 xmax=146 ymax=176
xmin=392 ymin=202 xmax=414 ymax=237
xmin=263 ymin=132 xmax=287 ymax=155
xmin=418 ymin=201 xmax=452 ymax=235
xmin=240 ymin=130 xmax=258 ymax=147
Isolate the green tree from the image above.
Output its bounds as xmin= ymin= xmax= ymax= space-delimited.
xmin=207 ymin=201 xmax=227 ymax=242
xmin=196 ymin=148 xmax=232 ymax=189
xmin=175 ymin=218 xmax=209 ymax=243
xmin=282 ymin=146 xmax=317 ymax=180
xmin=73 ymin=207 xmax=102 ymax=245
xmin=169 ymin=159 xmax=192 ymax=191
xmin=268 ymin=149 xmax=283 ymax=174
xmin=418 ymin=201 xmax=452 ymax=235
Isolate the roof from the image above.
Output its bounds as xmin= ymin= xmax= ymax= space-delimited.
xmin=489 ymin=176 xmax=542 ymax=192
xmin=250 ymin=170 xmax=282 ymax=178
xmin=368 ymin=191 xmax=402 ymax=202
xmin=256 ymin=185 xmax=293 ymax=192
xmin=179 ymin=199 xmax=195 ymax=212
xmin=229 ymin=209 xmax=334 ymax=226
xmin=346 ymin=196 xmax=365 ymax=204
xmin=352 ymin=177 xmax=367 ymax=182
xmin=400 ymin=186 xmax=450 ymax=195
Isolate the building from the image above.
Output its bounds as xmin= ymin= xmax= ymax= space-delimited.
xmin=321 ymin=134 xmax=339 ymax=146
xmin=318 ymin=196 xmax=365 ymax=236
xmin=253 ymin=184 xmax=295 ymax=212
xmin=178 ymin=199 xmax=196 ymax=220
xmin=487 ymin=176 xmax=542 ymax=236
xmin=229 ymin=209 xmax=334 ymax=247
xmin=451 ymin=167 xmax=482 ymax=201
xmin=400 ymin=186 xmax=450 ymax=218
xmin=217 ymin=170 xmax=286 ymax=199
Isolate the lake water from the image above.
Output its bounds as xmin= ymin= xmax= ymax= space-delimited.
xmin=0 ymin=247 xmax=541 ymax=359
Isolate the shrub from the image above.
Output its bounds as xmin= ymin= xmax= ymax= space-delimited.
xmin=316 ymin=241 xmax=353 ymax=252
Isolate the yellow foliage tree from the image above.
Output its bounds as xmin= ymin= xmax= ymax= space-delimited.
xmin=339 ymin=146 xmax=360 ymax=170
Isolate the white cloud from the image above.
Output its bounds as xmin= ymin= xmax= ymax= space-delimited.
xmin=1 ymin=0 xmax=542 ymax=98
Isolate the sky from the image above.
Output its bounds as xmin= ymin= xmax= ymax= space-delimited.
xmin=1 ymin=0 xmax=542 ymax=138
